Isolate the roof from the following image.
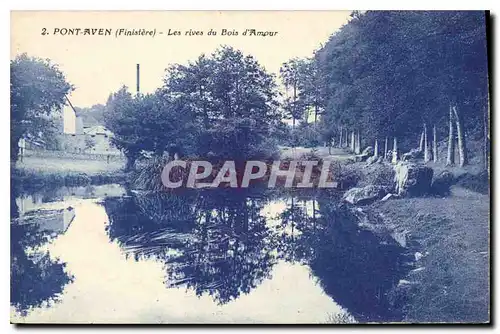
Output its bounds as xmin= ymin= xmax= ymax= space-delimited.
xmin=84 ymin=125 xmax=113 ymax=136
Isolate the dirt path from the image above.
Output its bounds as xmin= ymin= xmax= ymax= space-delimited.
xmin=279 ymin=146 xmax=354 ymax=161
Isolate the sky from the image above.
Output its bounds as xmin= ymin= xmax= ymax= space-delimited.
xmin=11 ymin=11 xmax=351 ymax=108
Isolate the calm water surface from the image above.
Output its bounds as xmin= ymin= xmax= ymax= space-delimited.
xmin=11 ymin=184 xmax=411 ymax=324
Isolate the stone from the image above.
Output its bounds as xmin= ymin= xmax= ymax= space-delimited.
xmin=394 ymin=162 xmax=434 ymax=197
xmin=354 ymin=154 xmax=370 ymax=162
xmin=342 ymin=185 xmax=389 ymax=205
xmin=431 ymin=170 xmax=455 ymax=196
xmin=381 ymin=193 xmax=397 ymax=202
xmin=401 ymin=148 xmax=423 ymax=162
xmin=361 ymin=146 xmax=374 ymax=156
xmin=391 ymin=230 xmax=407 ymax=247
xmin=397 ymin=279 xmax=413 ymax=287
xmin=366 ymin=155 xmax=378 ymax=165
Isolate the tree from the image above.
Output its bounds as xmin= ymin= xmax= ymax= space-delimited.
xmin=280 ymin=58 xmax=305 ymax=129
xmin=104 ymin=87 xmax=142 ymax=170
xmin=162 ymin=46 xmax=281 ymax=163
xmin=315 ymin=11 xmax=488 ymax=164
xmin=10 ymin=54 xmax=73 ymax=162
xmin=104 ymin=87 xmax=195 ymax=170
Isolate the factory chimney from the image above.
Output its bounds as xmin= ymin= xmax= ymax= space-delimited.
xmin=136 ymin=64 xmax=140 ymax=95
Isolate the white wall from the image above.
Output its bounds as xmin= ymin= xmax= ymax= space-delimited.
xmin=63 ymin=104 xmax=76 ymax=134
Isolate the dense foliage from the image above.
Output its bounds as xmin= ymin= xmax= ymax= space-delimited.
xmin=10 ymin=54 xmax=74 ymax=161
xmin=105 ymin=46 xmax=282 ymax=170
xmin=279 ymin=11 xmax=489 ymax=163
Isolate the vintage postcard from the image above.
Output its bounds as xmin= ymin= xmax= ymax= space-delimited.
xmin=10 ymin=10 xmax=490 ymax=324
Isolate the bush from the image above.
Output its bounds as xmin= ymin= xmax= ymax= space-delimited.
xmin=332 ymin=162 xmax=363 ymax=190
xmin=455 ymin=170 xmax=489 ymax=195
xmin=363 ymin=164 xmax=396 ymax=190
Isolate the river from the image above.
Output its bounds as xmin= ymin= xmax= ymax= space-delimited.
xmin=10 ymin=184 xmax=412 ymax=324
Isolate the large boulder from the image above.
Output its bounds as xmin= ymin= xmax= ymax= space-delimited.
xmin=354 ymin=154 xmax=370 ymax=162
xmin=362 ymin=146 xmax=374 ymax=156
xmin=343 ymin=185 xmax=389 ymax=205
xmin=401 ymin=148 xmax=423 ymax=162
xmin=394 ymin=162 xmax=434 ymax=197
xmin=431 ymin=170 xmax=455 ymax=196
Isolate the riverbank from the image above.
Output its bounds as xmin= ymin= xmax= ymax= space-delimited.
xmin=11 ymin=167 xmax=128 ymax=195
xmin=12 ymin=146 xmax=490 ymax=323
xmin=333 ymin=152 xmax=490 ymax=323
xmin=290 ymin=146 xmax=490 ymax=323
xmin=372 ymin=185 xmax=489 ymax=323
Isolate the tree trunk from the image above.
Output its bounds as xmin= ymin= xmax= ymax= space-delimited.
xmin=419 ymin=131 xmax=424 ymax=151
xmin=392 ymin=137 xmax=398 ymax=164
xmin=339 ymin=126 xmax=343 ymax=148
xmin=452 ymin=105 xmax=468 ymax=167
xmin=433 ymin=125 xmax=438 ymax=163
xmin=484 ymin=102 xmax=489 ymax=171
xmin=374 ymin=139 xmax=379 ymax=157
xmin=424 ymin=123 xmax=430 ymax=163
xmin=446 ymin=105 xmax=455 ymax=166
xmin=355 ymin=130 xmax=361 ymax=154
xmin=384 ymin=137 xmax=388 ymax=161
xmin=11 ymin=134 xmax=21 ymax=163
xmin=350 ymin=131 xmax=355 ymax=152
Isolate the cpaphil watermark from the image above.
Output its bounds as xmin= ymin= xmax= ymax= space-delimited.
xmin=161 ymin=160 xmax=339 ymax=189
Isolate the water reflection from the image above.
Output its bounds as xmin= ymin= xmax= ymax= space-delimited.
xmin=10 ymin=200 xmax=74 ymax=315
xmin=12 ymin=184 xmax=412 ymax=323
xmin=104 ymin=189 xmax=277 ymax=305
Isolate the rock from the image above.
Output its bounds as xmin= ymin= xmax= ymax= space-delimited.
xmin=365 ymin=155 xmax=378 ymax=165
xmin=391 ymin=230 xmax=407 ymax=247
xmin=343 ymin=185 xmax=389 ymax=205
xmin=397 ymin=279 xmax=414 ymax=287
xmin=394 ymin=162 xmax=434 ymax=197
xmin=381 ymin=193 xmax=397 ymax=202
xmin=354 ymin=154 xmax=370 ymax=162
xmin=431 ymin=170 xmax=455 ymax=196
xmin=401 ymin=148 xmax=423 ymax=162
xmin=362 ymin=146 xmax=374 ymax=156
xmin=414 ymin=252 xmax=424 ymax=261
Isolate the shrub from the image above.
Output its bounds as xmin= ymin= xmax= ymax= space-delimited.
xmin=455 ymin=170 xmax=489 ymax=195
xmin=363 ymin=164 xmax=396 ymax=190
xmin=333 ymin=162 xmax=362 ymax=190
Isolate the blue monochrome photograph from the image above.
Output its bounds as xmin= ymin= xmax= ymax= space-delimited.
xmin=10 ymin=11 xmax=490 ymax=324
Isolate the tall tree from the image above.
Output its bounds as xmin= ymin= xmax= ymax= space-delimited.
xmin=315 ymin=11 xmax=488 ymax=163
xmin=10 ymin=54 xmax=73 ymax=162
xmin=162 ymin=46 xmax=281 ymax=163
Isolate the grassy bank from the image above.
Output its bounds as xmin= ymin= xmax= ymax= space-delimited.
xmin=11 ymin=168 xmax=128 ymax=194
xmin=291 ymin=147 xmax=490 ymax=323
xmin=370 ymin=185 xmax=489 ymax=323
